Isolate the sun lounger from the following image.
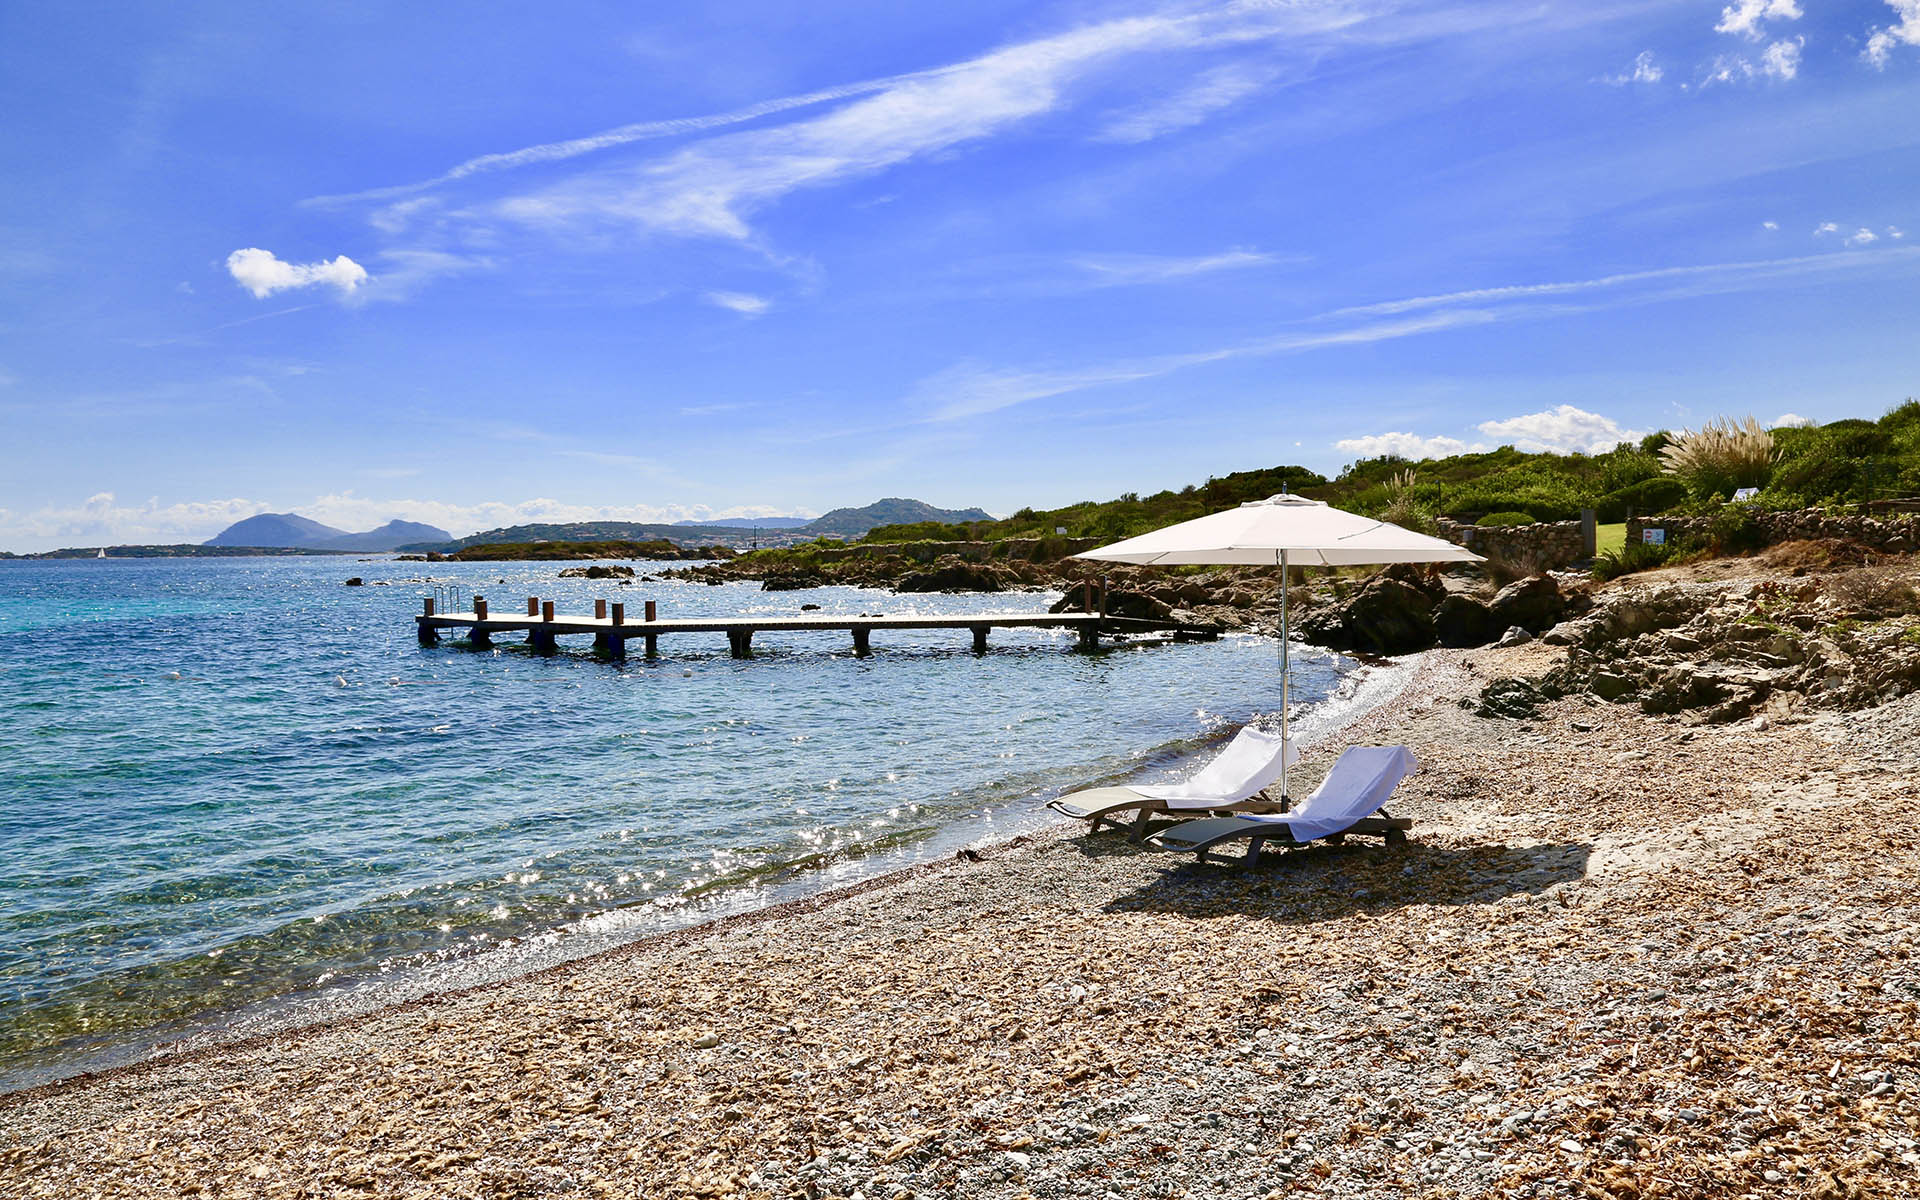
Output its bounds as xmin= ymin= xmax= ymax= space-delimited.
xmin=1046 ymin=725 xmax=1299 ymax=842
xmin=1148 ymin=745 xmax=1417 ymax=867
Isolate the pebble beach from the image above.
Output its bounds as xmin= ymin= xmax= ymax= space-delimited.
xmin=4 ymin=641 xmax=1917 ymax=1200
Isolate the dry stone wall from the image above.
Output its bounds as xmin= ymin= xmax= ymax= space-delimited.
xmin=1629 ymin=510 xmax=1920 ymax=554
xmin=1435 ymin=517 xmax=1592 ymax=570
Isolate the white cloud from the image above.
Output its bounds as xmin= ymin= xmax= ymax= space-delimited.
xmin=1846 ymin=227 xmax=1880 ymax=245
xmin=1773 ymin=412 xmax=1814 ymax=426
xmin=1891 ymin=226 xmax=1909 ymax=239
xmin=1476 ymin=404 xmax=1646 ymax=454
xmin=1603 ymin=50 xmax=1664 ymax=85
xmin=1762 ymin=220 xmax=1780 ymax=230
xmin=703 ymin=290 xmax=770 ymax=316
xmin=1761 ymin=37 xmax=1803 ymax=80
xmin=225 ymin=248 xmax=368 ymax=299
xmin=1096 ymin=60 xmax=1278 ymax=142
xmin=1814 ymin=221 xmax=1841 ymax=235
xmin=1701 ymin=36 xmax=1801 ymax=85
xmin=1715 ymin=0 xmax=1802 ymax=40
xmin=1334 ymin=432 xmax=1482 ymax=459
xmin=1864 ymin=0 xmax=1920 ymax=67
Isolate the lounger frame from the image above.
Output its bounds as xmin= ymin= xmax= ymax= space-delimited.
xmin=1163 ymin=810 xmax=1411 ymax=868
xmin=1046 ymin=789 xmax=1289 ymax=844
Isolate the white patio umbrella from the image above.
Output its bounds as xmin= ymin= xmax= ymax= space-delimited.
xmin=1073 ymin=493 xmax=1483 ymax=803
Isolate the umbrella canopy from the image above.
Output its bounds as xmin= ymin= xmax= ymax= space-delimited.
xmin=1069 ymin=493 xmax=1483 ymax=567
xmin=1073 ymin=493 xmax=1482 ymax=803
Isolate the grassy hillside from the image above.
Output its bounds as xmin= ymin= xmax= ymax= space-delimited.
xmin=851 ymin=402 xmax=1920 ymax=549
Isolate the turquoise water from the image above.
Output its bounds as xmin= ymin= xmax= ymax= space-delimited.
xmin=0 ymin=556 xmax=1367 ymax=1090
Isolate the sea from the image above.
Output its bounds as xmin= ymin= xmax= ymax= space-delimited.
xmin=0 ymin=555 xmax=1404 ymax=1092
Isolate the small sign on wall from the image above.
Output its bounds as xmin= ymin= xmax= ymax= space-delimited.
xmin=1642 ymin=528 xmax=1666 ymax=545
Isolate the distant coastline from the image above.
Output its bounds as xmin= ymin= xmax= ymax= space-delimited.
xmin=2 ymin=544 xmax=364 ymax=560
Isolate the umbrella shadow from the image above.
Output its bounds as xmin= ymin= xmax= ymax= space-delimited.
xmin=1093 ymin=837 xmax=1592 ymax=926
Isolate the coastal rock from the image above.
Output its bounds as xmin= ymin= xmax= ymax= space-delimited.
xmin=1433 ymin=594 xmax=1496 ymax=648
xmin=762 ymin=572 xmax=827 ymax=591
xmin=896 ymin=557 xmax=1003 ymax=593
xmin=1046 ymin=588 xmax=1172 ymax=621
xmin=343 ymin=577 xmax=364 ymax=586
xmin=1298 ymin=577 xmax=1438 ymax=656
xmin=558 ymin=564 xmax=636 ymax=579
xmin=1497 ymin=625 xmax=1534 ymax=647
xmin=1488 ymin=575 xmax=1585 ymax=634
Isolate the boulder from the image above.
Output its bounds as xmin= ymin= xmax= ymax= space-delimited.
xmin=1045 ymin=587 xmax=1170 ymax=620
xmin=343 ymin=577 xmax=364 ymax=586
xmin=1477 ymin=677 xmax=1546 ymax=719
xmin=1298 ymin=576 xmax=1438 ymax=655
xmin=1489 ymin=575 xmax=1584 ymax=634
xmin=1432 ymin=594 xmax=1496 ymax=648
xmin=1497 ymin=625 xmax=1534 ymax=647
xmin=559 ymin=564 xmax=635 ymax=579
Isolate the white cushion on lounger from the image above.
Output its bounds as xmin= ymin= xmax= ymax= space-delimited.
xmin=1127 ymin=725 xmax=1299 ymax=810
xmin=1235 ymin=744 xmax=1417 ymax=841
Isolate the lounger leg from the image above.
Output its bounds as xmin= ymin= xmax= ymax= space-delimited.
xmin=1128 ymin=810 xmax=1153 ymax=844
xmin=1245 ymin=837 xmax=1265 ymax=868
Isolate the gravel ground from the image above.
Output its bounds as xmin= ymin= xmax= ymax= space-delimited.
xmin=4 ymin=645 xmax=1917 ymax=1200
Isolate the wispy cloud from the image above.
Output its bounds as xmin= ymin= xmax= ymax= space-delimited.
xmin=704 ymin=290 xmax=770 ymax=316
xmin=1068 ymin=248 xmax=1279 ymax=286
xmin=1095 ymin=60 xmax=1279 ymax=143
xmin=1602 ymin=50 xmax=1664 ymax=86
xmin=911 ymin=246 xmax=1920 ymax=422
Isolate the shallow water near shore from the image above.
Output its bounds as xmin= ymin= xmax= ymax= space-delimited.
xmin=0 ymin=556 xmax=1395 ymax=1091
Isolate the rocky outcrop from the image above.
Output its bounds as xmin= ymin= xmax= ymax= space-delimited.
xmin=1298 ymin=576 xmax=1439 ymax=656
xmin=559 ymin=565 xmax=636 ymax=579
xmin=1488 ymin=575 xmax=1587 ymax=634
xmin=895 ymin=558 xmax=1005 ymax=593
xmin=1046 ymin=588 xmax=1172 ymax=621
xmin=1432 ymin=594 xmax=1495 ymax=648
xmin=1527 ymin=565 xmax=1920 ymax=723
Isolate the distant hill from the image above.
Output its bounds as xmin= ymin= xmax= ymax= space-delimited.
xmin=205 ymin=513 xmax=346 ymax=548
xmin=434 ymin=521 xmax=752 ymax=550
xmin=801 ymin=498 xmax=993 ymax=538
xmin=322 ymin=520 xmax=454 ymax=551
xmin=676 ymin=516 xmax=813 ymax=529
xmin=204 ymin=513 xmax=452 ymax=551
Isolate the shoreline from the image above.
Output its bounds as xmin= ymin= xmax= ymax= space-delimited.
xmin=7 ymin=639 xmax=1916 ymax=1198
xmin=0 ymin=643 xmax=1411 ymax=1106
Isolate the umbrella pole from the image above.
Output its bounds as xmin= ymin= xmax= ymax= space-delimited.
xmin=1279 ymin=548 xmax=1290 ymax=809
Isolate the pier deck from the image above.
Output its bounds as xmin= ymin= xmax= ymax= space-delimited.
xmin=416 ymin=600 xmax=1218 ymax=659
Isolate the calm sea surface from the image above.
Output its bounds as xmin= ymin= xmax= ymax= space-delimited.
xmin=0 ymin=555 xmax=1391 ymax=1090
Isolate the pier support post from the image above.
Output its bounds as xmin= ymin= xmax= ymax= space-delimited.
xmin=542 ymin=601 xmax=555 ymax=622
xmin=530 ymin=629 xmax=556 ymax=653
xmin=473 ymin=596 xmax=488 ymax=620
xmin=595 ymin=599 xmax=607 ymax=619
xmin=527 ymin=597 xmax=539 ymax=616
xmin=852 ymin=627 xmax=871 ymax=656
xmin=728 ymin=629 xmax=753 ymax=658
xmin=1078 ymin=625 xmax=1099 ymax=651
xmin=644 ymin=600 xmax=659 ymax=658
xmin=418 ymin=598 xmax=438 ymax=645
xmin=971 ymin=624 xmax=989 ymax=654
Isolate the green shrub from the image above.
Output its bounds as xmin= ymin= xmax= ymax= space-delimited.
xmin=1591 ymin=539 xmax=1673 ymax=581
xmin=1475 ymin=511 xmax=1534 ymax=526
xmin=1596 ymin=476 xmax=1689 ymax=522
xmin=1707 ymin=504 xmax=1767 ymax=554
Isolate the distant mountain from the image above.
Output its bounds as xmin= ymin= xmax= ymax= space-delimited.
xmin=204 ymin=513 xmax=452 ymax=551
xmin=801 ymin=498 xmax=993 ymax=538
xmin=675 ymin=516 xmax=813 ymax=529
xmin=204 ymin=513 xmax=347 ymax=548
xmin=320 ymin=520 xmax=454 ymax=551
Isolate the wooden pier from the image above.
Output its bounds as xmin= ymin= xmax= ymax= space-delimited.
xmin=415 ymin=595 xmax=1217 ymax=660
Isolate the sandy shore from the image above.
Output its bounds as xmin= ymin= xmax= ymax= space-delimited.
xmin=4 ymin=642 xmax=1917 ymax=1199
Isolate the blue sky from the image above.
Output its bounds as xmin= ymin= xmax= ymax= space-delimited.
xmin=2 ymin=0 xmax=1918 ymax=550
